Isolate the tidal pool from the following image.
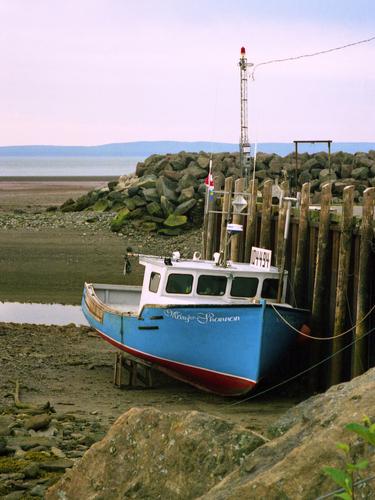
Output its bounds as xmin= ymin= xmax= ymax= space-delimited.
xmin=0 ymin=302 xmax=89 ymax=326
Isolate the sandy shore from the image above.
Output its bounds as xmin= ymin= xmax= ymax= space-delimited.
xmin=0 ymin=176 xmax=118 ymax=211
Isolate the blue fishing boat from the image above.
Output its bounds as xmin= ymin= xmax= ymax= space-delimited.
xmin=82 ymin=249 xmax=309 ymax=396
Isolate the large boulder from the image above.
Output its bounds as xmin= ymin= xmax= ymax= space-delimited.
xmin=183 ymin=161 xmax=207 ymax=179
xmin=135 ymin=174 xmax=157 ymax=190
xmin=352 ymin=166 xmax=369 ymax=180
xmin=110 ymin=207 xmax=131 ymax=232
xmin=203 ymin=369 xmax=375 ymax=500
xmin=146 ymin=201 xmax=163 ymax=218
xmin=156 ymin=176 xmax=178 ymax=202
xmin=174 ymin=199 xmax=197 ymax=215
xmin=46 ymin=408 xmax=264 ymax=500
xmin=164 ymin=214 xmax=188 ymax=227
xmin=160 ymin=195 xmax=175 ymax=217
xmin=92 ymin=199 xmax=110 ymax=212
xmin=178 ymin=186 xmax=195 ymax=203
xmin=197 ymin=154 xmax=210 ymax=169
xmin=142 ymin=187 xmax=160 ymax=203
xmin=178 ymin=173 xmax=199 ymax=191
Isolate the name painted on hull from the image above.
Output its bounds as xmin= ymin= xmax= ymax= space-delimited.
xmin=164 ymin=310 xmax=240 ymax=324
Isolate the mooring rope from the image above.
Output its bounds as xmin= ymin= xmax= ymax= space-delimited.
xmin=228 ymin=325 xmax=375 ymax=406
xmin=270 ymin=302 xmax=375 ymax=341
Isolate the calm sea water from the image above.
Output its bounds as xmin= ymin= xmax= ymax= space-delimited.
xmin=0 ymin=156 xmax=146 ymax=177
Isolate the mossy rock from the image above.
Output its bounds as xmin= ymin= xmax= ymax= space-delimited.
xmin=60 ymin=198 xmax=76 ymax=212
xmin=124 ymin=197 xmax=137 ymax=211
xmin=108 ymin=191 xmax=124 ymax=202
xmin=132 ymin=195 xmax=147 ymax=207
xmin=74 ymin=194 xmax=92 ymax=211
xmin=110 ymin=208 xmax=131 ymax=232
xmin=128 ymin=207 xmax=145 ymax=219
xmin=108 ymin=180 xmax=118 ymax=190
xmin=146 ymin=201 xmax=163 ymax=218
xmin=93 ymin=199 xmax=110 ymax=212
xmin=158 ymin=227 xmax=183 ymax=236
xmin=111 ymin=201 xmax=126 ymax=212
xmin=163 ymin=214 xmax=187 ymax=227
xmin=141 ymin=222 xmax=158 ymax=232
xmin=144 ymin=215 xmax=164 ymax=223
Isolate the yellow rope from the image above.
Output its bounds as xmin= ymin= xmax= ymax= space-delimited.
xmin=271 ymin=302 xmax=375 ymax=341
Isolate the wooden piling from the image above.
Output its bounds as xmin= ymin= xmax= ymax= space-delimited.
xmin=311 ymin=183 xmax=332 ymax=333
xmin=276 ymin=181 xmax=290 ymax=267
xmin=330 ymin=185 xmax=354 ymax=385
xmin=244 ymin=179 xmax=258 ymax=261
xmin=352 ymin=187 xmax=375 ymax=377
xmin=230 ymin=177 xmax=245 ymax=262
xmin=292 ymin=183 xmax=310 ymax=307
xmin=310 ymin=183 xmax=332 ymax=389
xmin=259 ymin=180 xmax=273 ymax=250
xmin=219 ymin=177 xmax=233 ymax=255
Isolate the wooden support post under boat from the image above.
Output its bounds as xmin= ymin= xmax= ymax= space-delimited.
xmin=330 ymin=185 xmax=354 ymax=386
xmin=259 ymin=180 xmax=272 ymax=251
xmin=244 ymin=178 xmax=258 ymax=262
xmin=219 ymin=177 xmax=233 ymax=255
xmin=114 ymin=352 xmax=153 ymax=389
xmin=231 ymin=177 xmax=245 ymax=262
xmin=292 ymin=182 xmax=310 ymax=307
xmin=352 ymin=187 xmax=375 ymax=377
xmin=310 ymin=183 xmax=332 ymax=388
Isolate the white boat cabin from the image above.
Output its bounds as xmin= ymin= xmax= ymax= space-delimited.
xmin=138 ymin=254 xmax=288 ymax=309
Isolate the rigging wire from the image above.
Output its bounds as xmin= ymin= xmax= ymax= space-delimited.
xmin=250 ymin=34 xmax=375 ymax=80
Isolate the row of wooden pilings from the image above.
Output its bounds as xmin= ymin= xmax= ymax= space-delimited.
xmin=202 ymin=178 xmax=375 ymax=390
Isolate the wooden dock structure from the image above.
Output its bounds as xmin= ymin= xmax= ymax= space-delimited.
xmin=202 ymin=179 xmax=375 ymax=389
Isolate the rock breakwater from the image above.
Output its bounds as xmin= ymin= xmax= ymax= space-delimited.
xmin=59 ymin=150 xmax=375 ymax=235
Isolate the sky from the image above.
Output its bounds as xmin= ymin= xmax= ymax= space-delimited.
xmin=0 ymin=0 xmax=374 ymax=146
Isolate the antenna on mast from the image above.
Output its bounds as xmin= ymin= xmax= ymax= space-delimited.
xmin=239 ymin=46 xmax=253 ymax=184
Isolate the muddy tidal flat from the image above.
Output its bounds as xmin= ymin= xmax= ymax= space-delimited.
xmin=0 ymin=177 xmax=201 ymax=304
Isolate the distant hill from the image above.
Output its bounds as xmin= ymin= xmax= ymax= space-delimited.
xmin=0 ymin=141 xmax=374 ymax=156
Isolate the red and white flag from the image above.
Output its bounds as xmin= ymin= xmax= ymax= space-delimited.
xmin=204 ymin=159 xmax=214 ymax=190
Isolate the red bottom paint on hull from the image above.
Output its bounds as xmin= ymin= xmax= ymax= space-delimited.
xmin=96 ymin=330 xmax=256 ymax=397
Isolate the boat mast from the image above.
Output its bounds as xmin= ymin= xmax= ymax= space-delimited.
xmin=239 ymin=47 xmax=252 ymax=184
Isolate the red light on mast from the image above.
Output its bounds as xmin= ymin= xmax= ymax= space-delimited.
xmin=240 ymin=46 xmax=246 ymax=55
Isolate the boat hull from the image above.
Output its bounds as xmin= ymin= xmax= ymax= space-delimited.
xmin=82 ymin=286 xmax=309 ymax=396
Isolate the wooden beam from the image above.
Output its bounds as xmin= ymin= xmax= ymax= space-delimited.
xmin=292 ymin=182 xmax=310 ymax=307
xmin=244 ymin=179 xmax=258 ymax=261
xmin=330 ymin=185 xmax=354 ymax=385
xmin=259 ymin=180 xmax=273 ymax=250
xmin=352 ymin=187 xmax=375 ymax=377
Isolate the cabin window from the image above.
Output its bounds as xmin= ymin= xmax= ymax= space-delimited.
xmin=230 ymin=277 xmax=259 ymax=298
xmin=261 ymin=278 xmax=279 ymax=299
xmin=197 ymin=275 xmax=227 ymax=296
xmin=166 ymin=274 xmax=193 ymax=294
xmin=149 ymin=272 xmax=161 ymax=293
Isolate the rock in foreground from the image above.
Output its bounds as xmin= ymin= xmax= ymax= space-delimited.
xmin=46 ymin=408 xmax=265 ymax=499
xmin=47 ymin=368 xmax=375 ymax=499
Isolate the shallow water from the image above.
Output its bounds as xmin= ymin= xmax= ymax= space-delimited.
xmin=0 ymin=302 xmax=89 ymax=326
xmin=0 ymin=156 xmax=145 ymax=177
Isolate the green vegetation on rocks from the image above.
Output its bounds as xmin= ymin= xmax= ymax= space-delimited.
xmin=163 ymin=214 xmax=187 ymax=227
